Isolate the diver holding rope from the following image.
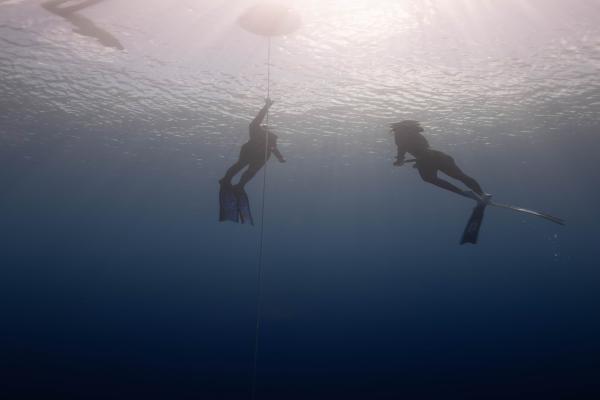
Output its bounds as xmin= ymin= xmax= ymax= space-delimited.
xmin=220 ymin=98 xmax=285 ymax=190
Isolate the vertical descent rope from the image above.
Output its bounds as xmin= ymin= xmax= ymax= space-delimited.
xmin=252 ymin=36 xmax=271 ymax=400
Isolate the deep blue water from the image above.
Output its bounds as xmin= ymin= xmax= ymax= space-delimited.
xmin=2 ymin=1 xmax=600 ymax=399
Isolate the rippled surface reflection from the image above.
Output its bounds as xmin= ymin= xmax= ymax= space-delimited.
xmin=2 ymin=0 xmax=599 ymax=162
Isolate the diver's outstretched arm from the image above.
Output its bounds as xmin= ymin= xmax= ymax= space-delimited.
xmin=394 ymin=145 xmax=407 ymax=166
xmin=250 ymin=98 xmax=274 ymax=130
xmin=393 ymin=131 xmax=407 ymax=165
xmin=272 ymin=147 xmax=285 ymax=162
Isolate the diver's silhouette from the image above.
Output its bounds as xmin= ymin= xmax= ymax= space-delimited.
xmin=41 ymin=0 xmax=124 ymax=50
xmin=391 ymin=120 xmax=487 ymax=201
xmin=220 ymin=98 xmax=285 ymax=189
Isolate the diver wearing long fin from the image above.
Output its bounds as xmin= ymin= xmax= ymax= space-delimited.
xmin=220 ymin=98 xmax=285 ymax=190
xmin=41 ymin=0 xmax=124 ymax=50
xmin=391 ymin=120 xmax=490 ymax=202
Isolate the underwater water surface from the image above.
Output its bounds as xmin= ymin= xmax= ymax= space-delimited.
xmin=1 ymin=0 xmax=600 ymax=399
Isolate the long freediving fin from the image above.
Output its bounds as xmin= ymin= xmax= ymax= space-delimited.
xmin=487 ymin=201 xmax=565 ymax=225
xmin=235 ymin=188 xmax=254 ymax=226
xmin=460 ymin=203 xmax=486 ymax=245
xmin=219 ymin=183 xmax=240 ymax=223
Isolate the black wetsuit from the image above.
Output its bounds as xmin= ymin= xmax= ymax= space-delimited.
xmin=221 ymin=103 xmax=284 ymax=188
xmin=395 ymin=130 xmax=483 ymax=195
xmin=241 ymin=127 xmax=279 ymax=165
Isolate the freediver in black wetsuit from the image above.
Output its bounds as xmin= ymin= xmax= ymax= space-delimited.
xmin=220 ymin=98 xmax=286 ymax=190
xmin=391 ymin=120 xmax=489 ymax=202
xmin=42 ymin=0 xmax=124 ymax=50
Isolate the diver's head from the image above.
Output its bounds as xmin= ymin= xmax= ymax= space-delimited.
xmin=390 ymin=120 xmax=424 ymax=134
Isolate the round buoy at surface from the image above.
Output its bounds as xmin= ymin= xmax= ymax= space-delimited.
xmin=238 ymin=3 xmax=301 ymax=37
